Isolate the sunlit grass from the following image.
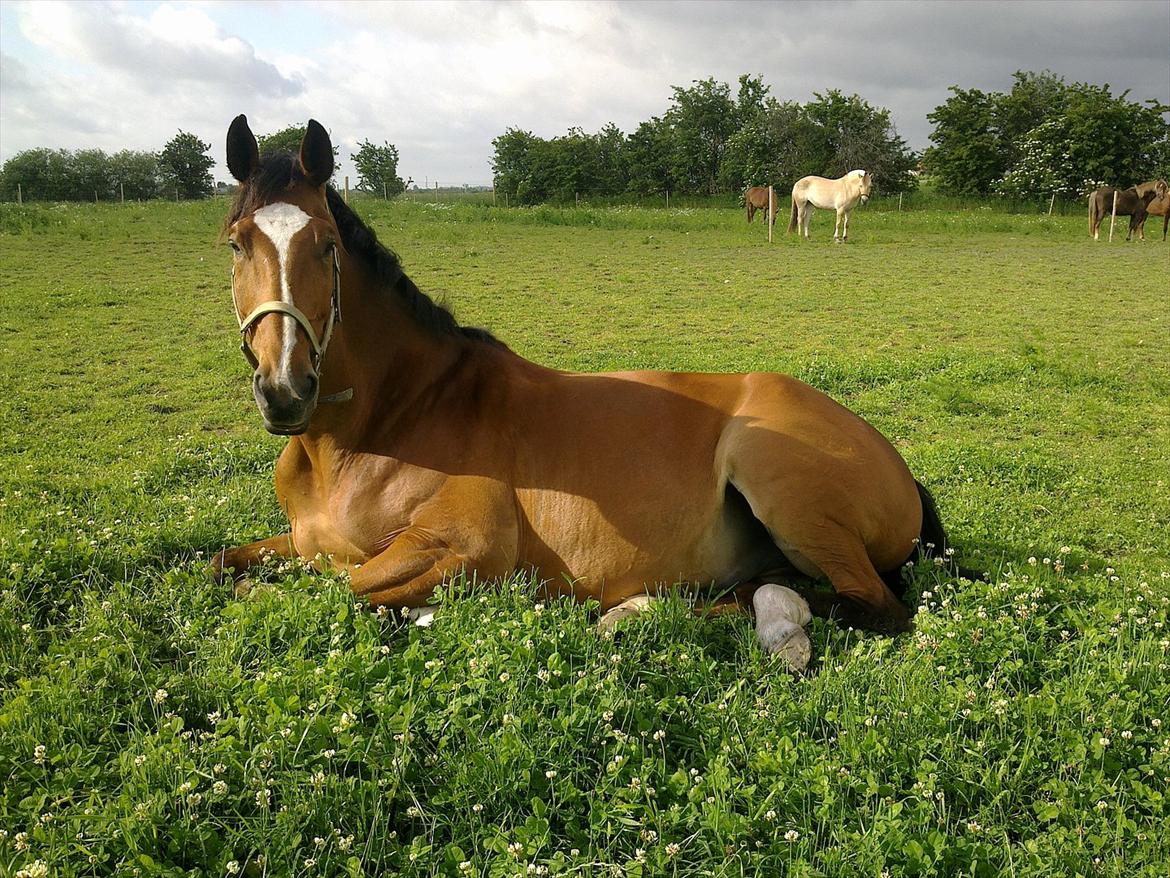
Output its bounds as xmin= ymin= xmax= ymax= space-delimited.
xmin=0 ymin=199 xmax=1167 ymax=876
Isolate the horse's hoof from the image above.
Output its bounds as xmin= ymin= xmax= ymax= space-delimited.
xmin=597 ymin=594 xmax=654 ymax=634
xmin=407 ymin=606 xmax=437 ymax=627
xmin=763 ymin=623 xmax=812 ymax=672
xmin=233 ymin=578 xmax=271 ymax=599
xmin=753 ymin=584 xmax=812 ymax=671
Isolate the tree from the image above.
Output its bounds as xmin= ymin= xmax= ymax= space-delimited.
xmin=923 ymin=87 xmax=1005 ymax=194
xmin=353 ymin=139 xmax=405 ymax=196
xmin=108 ymin=150 xmax=161 ymax=200
xmin=256 ymin=126 xmax=307 ymax=156
xmin=720 ymin=99 xmax=823 ymax=192
xmin=993 ymin=70 xmax=1068 ymax=167
xmin=158 ymin=131 xmax=215 ymax=199
xmin=625 ymin=117 xmax=675 ymax=196
xmin=666 ymin=78 xmax=738 ymax=194
xmin=257 ymin=125 xmax=342 ymax=179
xmin=0 ymin=148 xmax=72 ymax=200
xmin=491 ymin=128 xmax=539 ymax=201
xmin=593 ymin=123 xmax=629 ymax=196
xmin=69 ymin=149 xmax=113 ymax=201
xmin=734 ymin=74 xmax=770 ymax=128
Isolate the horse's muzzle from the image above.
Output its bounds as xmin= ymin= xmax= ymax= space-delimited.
xmin=860 ymin=195 xmax=870 ymax=205
xmin=254 ymin=371 xmax=318 ymax=435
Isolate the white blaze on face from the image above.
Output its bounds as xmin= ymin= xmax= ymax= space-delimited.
xmin=252 ymin=202 xmax=312 ymax=380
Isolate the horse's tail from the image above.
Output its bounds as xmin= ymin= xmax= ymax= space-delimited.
xmin=787 ymin=197 xmax=799 ymax=234
xmin=883 ymin=481 xmax=983 ymax=596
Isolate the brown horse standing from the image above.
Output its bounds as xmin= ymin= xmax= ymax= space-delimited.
xmin=745 ymin=186 xmax=778 ymax=226
xmin=1134 ymin=189 xmax=1170 ymax=241
xmin=215 ymin=117 xmax=971 ymax=664
xmin=1088 ymin=180 xmax=1167 ymax=240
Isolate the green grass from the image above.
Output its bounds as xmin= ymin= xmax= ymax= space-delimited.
xmin=1 ymin=199 xmax=1168 ymax=877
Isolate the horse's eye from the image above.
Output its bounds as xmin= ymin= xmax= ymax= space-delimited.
xmin=229 ymin=240 xmax=242 ymax=254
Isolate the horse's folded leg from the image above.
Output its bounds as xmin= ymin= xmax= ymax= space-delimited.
xmin=211 ymin=532 xmax=296 ymax=584
xmin=753 ymin=584 xmax=813 ymax=672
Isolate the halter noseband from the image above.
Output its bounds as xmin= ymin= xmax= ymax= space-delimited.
xmin=231 ymin=244 xmax=352 ymax=404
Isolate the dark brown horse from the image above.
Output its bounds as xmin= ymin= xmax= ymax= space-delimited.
xmin=214 ymin=117 xmax=973 ymax=669
xmin=744 ymin=186 xmax=778 ymax=226
xmin=1134 ymin=189 xmax=1170 ymax=241
xmin=1088 ymin=180 xmax=1167 ymax=241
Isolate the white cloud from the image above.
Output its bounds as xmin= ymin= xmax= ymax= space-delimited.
xmin=1 ymin=0 xmax=1167 ymax=187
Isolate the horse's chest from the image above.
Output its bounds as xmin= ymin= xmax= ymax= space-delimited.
xmin=276 ymin=448 xmax=441 ymax=563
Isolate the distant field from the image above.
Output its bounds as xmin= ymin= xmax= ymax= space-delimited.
xmin=1 ymin=199 xmax=1168 ymax=876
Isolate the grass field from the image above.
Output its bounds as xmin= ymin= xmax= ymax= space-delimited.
xmin=1 ymin=198 xmax=1168 ymax=877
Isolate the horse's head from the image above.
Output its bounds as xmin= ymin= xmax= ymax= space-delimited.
xmin=225 ymin=115 xmax=341 ymax=435
xmin=854 ymin=170 xmax=872 ymax=204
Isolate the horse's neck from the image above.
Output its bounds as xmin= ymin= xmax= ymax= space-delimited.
xmin=299 ymin=257 xmax=467 ymax=447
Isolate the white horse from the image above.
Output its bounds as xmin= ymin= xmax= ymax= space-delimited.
xmin=788 ymin=170 xmax=872 ymax=242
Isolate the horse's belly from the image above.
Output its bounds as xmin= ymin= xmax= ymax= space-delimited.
xmin=515 ymin=482 xmax=780 ymax=607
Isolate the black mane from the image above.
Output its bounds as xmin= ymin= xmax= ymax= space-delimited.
xmin=225 ymin=151 xmax=502 ymax=348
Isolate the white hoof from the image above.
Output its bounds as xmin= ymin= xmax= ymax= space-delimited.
xmin=754 ymin=584 xmax=812 ymax=671
xmin=407 ymin=606 xmax=437 ymax=627
xmin=597 ymin=594 xmax=655 ymax=633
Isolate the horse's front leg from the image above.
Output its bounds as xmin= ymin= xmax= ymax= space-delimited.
xmin=834 ymin=207 xmax=846 ymax=242
xmin=350 ymin=525 xmax=516 ymax=613
xmin=211 ymin=533 xmax=296 ymax=583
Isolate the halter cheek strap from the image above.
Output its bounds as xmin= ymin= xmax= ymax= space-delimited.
xmin=232 ymin=246 xmax=352 ymax=403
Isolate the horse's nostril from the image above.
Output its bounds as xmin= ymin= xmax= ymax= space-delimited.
xmin=302 ymin=372 xmax=319 ymax=401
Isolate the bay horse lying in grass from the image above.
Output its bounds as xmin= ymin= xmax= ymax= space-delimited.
xmin=744 ymin=186 xmax=778 ymax=226
xmin=788 ymin=170 xmax=871 ymax=242
xmin=214 ymin=117 xmax=971 ymax=669
xmin=1088 ymin=180 xmax=1167 ymax=241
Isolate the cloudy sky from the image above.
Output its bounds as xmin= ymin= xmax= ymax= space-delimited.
xmin=2 ymin=0 xmax=1167 ymax=187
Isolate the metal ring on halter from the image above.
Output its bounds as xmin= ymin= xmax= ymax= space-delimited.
xmin=230 ymin=245 xmax=351 ymax=401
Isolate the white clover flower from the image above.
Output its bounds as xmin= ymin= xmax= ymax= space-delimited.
xmin=666 ymin=842 xmax=681 ymax=857
xmin=764 ymin=809 xmax=777 ymax=821
xmin=14 ymin=861 xmax=49 ymax=878
xmin=33 ymin=743 xmax=46 ymax=764
xmin=225 ymin=861 xmax=240 ymax=875
xmin=153 ymin=688 xmax=168 ymax=705
xmin=784 ymin=829 xmax=800 ymax=842
xmin=545 ymin=769 xmax=557 ymax=779
xmin=213 ymin=780 xmax=228 ymax=796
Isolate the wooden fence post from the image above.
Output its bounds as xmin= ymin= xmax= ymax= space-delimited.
xmin=898 ymin=193 xmax=903 ymax=211
xmin=383 ymin=182 xmax=387 ymax=200
xmin=665 ymin=190 xmax=670 ymax=209
xmin=767 ymin=185 xmax=774 ymax=243
xmin=1108 ymin=190 xmax=1119 ymax=242
xmin=1048 ymin=192 xmax=1056 ymax=215
xmin=16 ymin=183 xmax=22 ymax=205
xmin=120 ymin=182 xmax=125 ymax=204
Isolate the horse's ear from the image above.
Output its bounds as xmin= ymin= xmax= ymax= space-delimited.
xmin=299 ymin=119 xmax=334 ymax=188
xmin=226 ymin=114 xmax=260 ymax=182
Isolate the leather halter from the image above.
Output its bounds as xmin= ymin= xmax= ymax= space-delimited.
xmin=231 ymin=243 xmax=353 ymax=404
